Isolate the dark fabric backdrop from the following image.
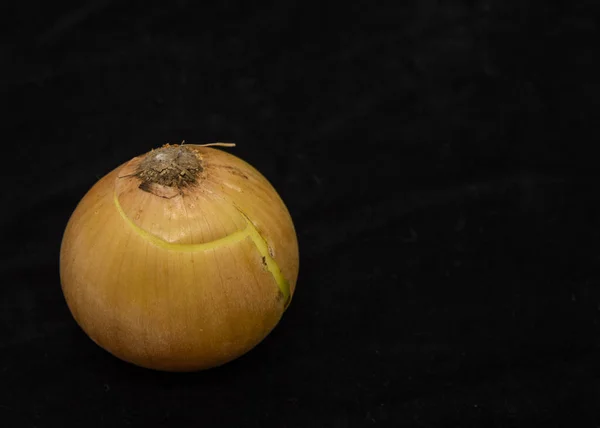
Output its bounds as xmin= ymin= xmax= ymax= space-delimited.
xmin=1 ymin=1 xmax=600 ymax=426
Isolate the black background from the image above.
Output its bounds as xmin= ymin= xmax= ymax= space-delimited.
xmin=2 ymin=1 xmax=600 ymax=426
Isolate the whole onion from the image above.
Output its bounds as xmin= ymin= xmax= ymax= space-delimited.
xmin=60 ymin=143 xmax=299 ymax=371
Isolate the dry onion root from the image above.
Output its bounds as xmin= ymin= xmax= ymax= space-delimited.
xmin=59 ymin=143 xmax=299 ymax=371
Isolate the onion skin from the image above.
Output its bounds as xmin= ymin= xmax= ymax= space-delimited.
xmin=59 ymin=145 xmax=299 ymax=371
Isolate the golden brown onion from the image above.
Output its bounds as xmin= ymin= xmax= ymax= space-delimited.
xmin=59 ymin=143 xmax=299 ymax=371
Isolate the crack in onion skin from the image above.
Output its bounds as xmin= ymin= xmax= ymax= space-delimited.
xmin=59 ymin=145 xmax=299 ymax=372
xmin=113 ymin=190 xmax=291 ymax=304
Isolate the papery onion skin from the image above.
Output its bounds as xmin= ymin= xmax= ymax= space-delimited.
xmin=59 ymin=144 xmax=299 ymax=371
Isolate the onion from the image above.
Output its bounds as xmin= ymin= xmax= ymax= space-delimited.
xmin=59 ymin=143 xmax=299 ymax=371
